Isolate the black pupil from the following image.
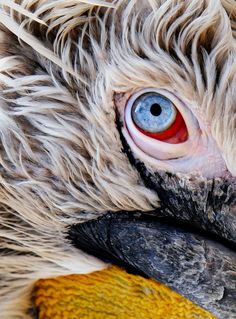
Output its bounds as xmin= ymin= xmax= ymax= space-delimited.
xmin=150 ymin=103 xmax=162 ymax=116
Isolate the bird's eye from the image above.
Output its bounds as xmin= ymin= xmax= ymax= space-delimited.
xmin=131 ymin=92 xmax=187 ymax=143
xmin=121 ymin=88 xmax=196 ymax=162
xmin=116 ymin=88 xmax=227 ymax=177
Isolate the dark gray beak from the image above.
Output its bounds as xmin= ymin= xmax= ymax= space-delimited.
xmin=68 ymin=164 xmax=236 ymax=319
xmin=68 ymin=210 xmax=236 ymax=319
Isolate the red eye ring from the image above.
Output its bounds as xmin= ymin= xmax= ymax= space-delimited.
xmin=135 ymin=109 xmax=188 ymax=144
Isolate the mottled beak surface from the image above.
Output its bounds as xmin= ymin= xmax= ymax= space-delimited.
xmin=69 ymin=168 xmax=236 ymax=319
xmin=69 ymin=211 xmax=236 ymax=319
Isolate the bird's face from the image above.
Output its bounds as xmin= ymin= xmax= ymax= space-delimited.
xmin=0 ymin=1 xmax=235 ymax=318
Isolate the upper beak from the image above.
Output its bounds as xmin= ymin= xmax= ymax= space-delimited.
xmin=68 ymin=210 xmax=236 ymax=319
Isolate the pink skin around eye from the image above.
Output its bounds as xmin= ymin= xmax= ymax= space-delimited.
xmin=115 ymin=89 xmax=229 ymax=178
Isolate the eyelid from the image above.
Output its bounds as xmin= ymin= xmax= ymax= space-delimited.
xmin=124 ymin=88 xmax=199 ymax=160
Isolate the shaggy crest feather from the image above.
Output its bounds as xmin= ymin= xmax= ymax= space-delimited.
xmin=0 ymin=0 xmax=235 ymax=317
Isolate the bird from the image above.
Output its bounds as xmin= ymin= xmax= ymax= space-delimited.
xmin=0 ymin=0 xmax=235 ymax=318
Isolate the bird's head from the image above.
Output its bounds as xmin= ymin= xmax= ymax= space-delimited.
xmin=0 ymin=1 xmax=235 ymax=318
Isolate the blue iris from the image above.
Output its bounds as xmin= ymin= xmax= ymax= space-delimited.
xmin=131 ymin=92 xmax=177 ymax=133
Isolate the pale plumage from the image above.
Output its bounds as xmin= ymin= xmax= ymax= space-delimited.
xmin=0 ymin=1 xmax=235 ymax=318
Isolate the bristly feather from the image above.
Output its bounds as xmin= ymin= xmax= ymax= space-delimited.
xmin=0 ymin=0 xmax=235 ymax=317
